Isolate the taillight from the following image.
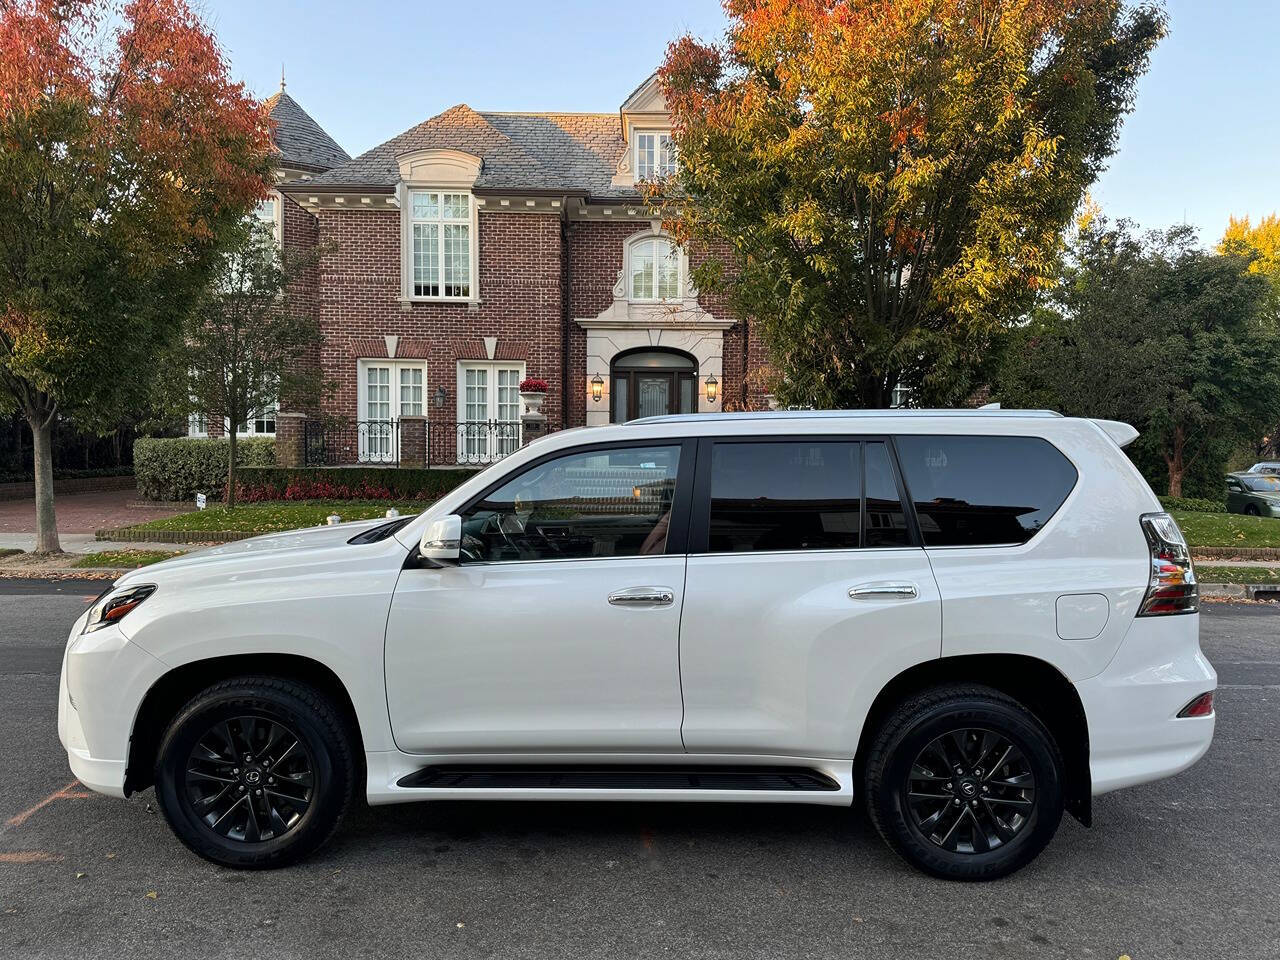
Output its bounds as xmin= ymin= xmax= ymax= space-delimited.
xmin=1137 ymin=512 xmax=1197 ymax=616
xmin=1177 ymin=692 xmax=1214 ymax=718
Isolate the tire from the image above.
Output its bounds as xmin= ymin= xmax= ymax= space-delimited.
xmin=154 ymin=676 xmax=356 ymax=869
xmin=1245 ymin=504 xmax=1260 ymax=516
xmin=863 ymin=684 xmax=1064 ymax=881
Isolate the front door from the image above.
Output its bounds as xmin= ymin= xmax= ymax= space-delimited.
xmin=385 ymin=441 xmax=693 ymax=754
xmin=678 ymin=437 xmax=942 ymax=756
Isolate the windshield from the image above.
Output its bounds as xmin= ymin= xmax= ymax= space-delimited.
xmin=1245 ymin=475 xmax=1280 ymax=492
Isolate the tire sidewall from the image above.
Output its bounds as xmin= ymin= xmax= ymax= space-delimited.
xmin=874 ymin=698 xmax=1064 ymax=881
xmin=155 ymin=684 xmax=346 ymax=868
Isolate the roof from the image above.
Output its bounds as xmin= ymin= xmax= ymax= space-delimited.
xmin=297 ymin=105 xmax=635 ymax=199
xmin=264 ymin=90 xmax=350 ymax=174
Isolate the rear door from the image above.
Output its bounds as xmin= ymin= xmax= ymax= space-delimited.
xmin=678 ymin=437 xmax=942 ymax=757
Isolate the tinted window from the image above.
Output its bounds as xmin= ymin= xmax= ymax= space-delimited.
xmin=460 ymin=445 xmax=681 ymax=562
xmin=895 ymin=435 xmax=1077 ymax=546
xmin=1246 ymin=475 xmax=1280 ymax=492
xmin=708 ymin=442 xmax=862 ymax=552
xmin=865 ymin=441 xmax=911 ymax=547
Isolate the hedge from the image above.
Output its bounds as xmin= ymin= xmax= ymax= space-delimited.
xmin=233 ymin=466 xmax=477 ymax=503
xmin=135 ymin=436 xmax=275 ymax=502
xmin=1159 ymin=495 xmax=1227 ymax=514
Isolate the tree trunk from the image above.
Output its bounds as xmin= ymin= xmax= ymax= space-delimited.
xmin=28 ymin=412 xmax=61 ymax=554
xmin=1166 ymin=425 xmax=1185 ymax=498
xmin=226 ymin=428 xmax=237 ymax=511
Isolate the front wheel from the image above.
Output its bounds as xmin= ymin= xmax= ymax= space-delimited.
xmin=863 ymin=684 xmax=1064 ymax=881
xmin=154 ymin=676 xmax=356 ymax=869
xmin=1244 ymin=504 xmax=1261 ymax=516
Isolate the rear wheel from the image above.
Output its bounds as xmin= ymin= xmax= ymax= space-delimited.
xmin=863 ymin=684 xmax=1064 ymax=881
xmin=154 ymin=676 xmax=356 ymax=869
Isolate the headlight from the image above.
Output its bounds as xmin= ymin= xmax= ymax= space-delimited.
xmin=82 ymin=585 xmax=156 ymax=634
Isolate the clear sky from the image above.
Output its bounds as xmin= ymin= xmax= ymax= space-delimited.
xmin=206 ymin=0 xmax=1278 ymax=246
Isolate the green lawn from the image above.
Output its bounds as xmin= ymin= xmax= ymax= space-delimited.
xmin=1194 ymin=565 xmax=1280 ymax=585
xmin=72 ymin=549 xmax=182 ymax=569
xmin=1170 ymin=510 xmax=1280 ymax=549
xmin=127 ymin=500 xmax=422 ymax=534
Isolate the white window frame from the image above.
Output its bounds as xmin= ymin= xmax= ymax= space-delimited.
xmin=357 ymin=359 xmax=427 ymax=463
xmin=457 ymin=360 xmax=526 ymax=464
xmin=627 ymin=234 xmax=683 ymax=303
xmin=401 ymin=188 xmax=479 ymax=302
xmin=634 ymin=129 xmax=676 ymax=181
xmin=256 ymin=191 xmax=283 ymax=246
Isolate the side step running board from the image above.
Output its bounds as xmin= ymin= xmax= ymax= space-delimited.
xmin=396 ymin=764 xmax=840 ymax=792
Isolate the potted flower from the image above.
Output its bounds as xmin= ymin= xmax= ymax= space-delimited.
xmin=519 ymin=377 xmax=549 ymax=415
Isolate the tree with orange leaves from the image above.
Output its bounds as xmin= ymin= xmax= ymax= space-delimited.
xmin=657 ymin=0 xmax=1165 ymax=410
xmin=0 ymin=0 xmax=272 ymax=552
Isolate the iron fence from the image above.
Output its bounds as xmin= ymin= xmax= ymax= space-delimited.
xmin=303 ymin=419 xmax=524 ymax=468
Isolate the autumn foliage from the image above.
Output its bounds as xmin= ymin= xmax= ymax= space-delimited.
xmin=658 ymin=0 xmax=1166 ymax=409
xmin=0 ymin=0 xmax=273 ymax=550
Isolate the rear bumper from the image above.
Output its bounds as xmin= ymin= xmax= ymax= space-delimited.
xmin=1075 ymin=612 xmax=1216 ymax=795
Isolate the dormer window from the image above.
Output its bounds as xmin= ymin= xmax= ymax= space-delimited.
xmin=635 ymin=130 xmax=675 ymax=180
xmin=630 ymin=235 xmax=681 ymax=301
xmin=409 ymin=190 xmax=472 ymax=299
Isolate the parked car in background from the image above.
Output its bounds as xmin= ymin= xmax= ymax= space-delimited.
xmin=1247 ymin=461 xmax=1280 ymax=475
xmin=58 ymin=410 xmax=1215 ymax=881
xmin=1226 ymin=472 xmax=1280 ymax=516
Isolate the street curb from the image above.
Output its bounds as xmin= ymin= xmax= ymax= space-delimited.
xmin=95 ymin=527 xmax=248 ymax=544
xmin=0 ymin=565 xmax=132 ymax=579
xmin=1193 ymin=546 xmax=1280 ymax=560
xmin=1199 ymin=582 xmax=1280 ymax=599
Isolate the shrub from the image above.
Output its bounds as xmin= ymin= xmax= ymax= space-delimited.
xmin=1160 ymin=495 xmax=1227 ymax=514
xmin=233 ymin=466 xmax=476 ymax=503
xmin=135 ymin=437 xmax=275 ymax=502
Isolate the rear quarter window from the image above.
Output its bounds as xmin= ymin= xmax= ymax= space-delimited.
xmin=895 ymin=435 xmax=1077 ymax=547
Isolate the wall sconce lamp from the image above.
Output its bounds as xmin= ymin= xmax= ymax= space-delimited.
xmin=433 ymin=386 xmax=448 ymax=409
xmin=590 ymin=374 xmax=604 ymax=403
xmin=704 ymin=374 xmax=718 ymax=404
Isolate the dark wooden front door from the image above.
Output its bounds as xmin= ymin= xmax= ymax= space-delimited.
xmin=611 ymin=370 xmax=696 ymax=423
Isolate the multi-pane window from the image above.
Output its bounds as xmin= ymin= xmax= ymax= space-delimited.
xmin=630 ymin=237 xmax=681 ymax=301
xmin=399 ymin=367 xmax=423 ymax=416
xmin=410 ymin=190 xmax=471 ymax=298
xmin=459 ymin=362 xmax=524 ymax=463
xmin=255 ymin=194 xmax=280 ymax=245
xmin=635 ymin=131 xmax=675 ymax=180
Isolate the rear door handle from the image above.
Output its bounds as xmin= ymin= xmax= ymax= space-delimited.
xmin=849 ymin=583 xmax=918 ymax=601
xmin=608 ymin=586 xmax=675 ymax=607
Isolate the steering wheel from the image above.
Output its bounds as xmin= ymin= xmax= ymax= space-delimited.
xmin=495 ymin=511 xmax=527 ymax=556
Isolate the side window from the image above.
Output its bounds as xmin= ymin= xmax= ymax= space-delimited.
xmin=708 ymin=441 xmax=862 ymax=552
xmin=895 ymin=435 xmax=1077 ymax=547
xmin=865 ymin=441 xmax=911 ymax=547
xmin=459 ymin=445 xmax=681 ymax=562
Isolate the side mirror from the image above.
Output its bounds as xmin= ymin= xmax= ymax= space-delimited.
xmin=419 ymin=515 xmax=462 ymax=565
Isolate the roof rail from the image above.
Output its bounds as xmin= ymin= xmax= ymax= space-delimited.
xmin=627 ymin=409 xmax=1063 ymax=426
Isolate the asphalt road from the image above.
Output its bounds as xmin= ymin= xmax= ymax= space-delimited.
xmin=1 ymin=580 xmax=1277 ymax=960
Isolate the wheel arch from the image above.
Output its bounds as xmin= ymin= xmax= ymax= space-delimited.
xmin=124 ymin=653 xmax=366 ymax=797
xmin=853 ymin=654 xmax=1092 ymax=826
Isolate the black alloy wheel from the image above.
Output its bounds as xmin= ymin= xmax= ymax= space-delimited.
xmin=905 ymin=728 xmax=1036 ymax=854
xmin=863 ymin=684 xmax=1064 ymax=881
xmin=184 ymin=715 xmax=315 ymax=843
xmin=155 ymin=676 xmax=356 ymax=869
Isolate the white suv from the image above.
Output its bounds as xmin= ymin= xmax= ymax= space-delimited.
xmin=58 ymin=410 xmax=1215 ymax=880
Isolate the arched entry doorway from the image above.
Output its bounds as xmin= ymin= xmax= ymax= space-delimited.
xmin=610 ymin=348 xmax=697 ymax=423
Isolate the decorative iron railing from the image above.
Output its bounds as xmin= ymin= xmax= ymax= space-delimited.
xmin=303 ymin=419 xmax=525 ymax=468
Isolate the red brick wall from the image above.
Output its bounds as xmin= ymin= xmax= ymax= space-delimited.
xmin=311 ymin=208 xmax=564 ymax=428
xmin=287 ymin=207 xmax=769 ymax=439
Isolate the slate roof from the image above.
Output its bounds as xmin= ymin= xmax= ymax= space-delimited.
xmin=264 ymin=90 xmax=351 ymax=174
xmin=296 ymin=105 xmax=635 ymax=199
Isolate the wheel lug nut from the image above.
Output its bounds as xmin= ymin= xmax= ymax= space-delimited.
xmin=953 ymin=799 xmax=961 ymax=806
xmin=232 ymin=768 xmax=239 ymax=775
xmin=267 ymin=777 xmax=274 ymax=785
xmin=970 ymin=800 xmax=978 ymax=807
xmin=982 ymin=785 xmax=989 ymax=793
xmin=254 ymin=789 xmax=262 ymax=796
xmin=954 ymin=766 xmax=963 ymax=774
xmin=239 ymin=785 xmax=245 ymax=792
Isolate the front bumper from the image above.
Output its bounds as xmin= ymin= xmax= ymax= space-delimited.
xmin=1075 ymin=612 xmax=1216 ymax=795
xmin=58 ymin=613 xmax=168 ymax=798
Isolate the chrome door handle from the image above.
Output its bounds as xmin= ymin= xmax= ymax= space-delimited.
xmin=849 ymin=583 xmax=918 ymax=601
xmin=608 ymin=586 xmax=675 ymax=607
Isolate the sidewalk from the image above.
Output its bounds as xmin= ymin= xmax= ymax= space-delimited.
xmin=0 ymin=488 xmax=184 ymax=535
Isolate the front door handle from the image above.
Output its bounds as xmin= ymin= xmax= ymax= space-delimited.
xmin=849 ymin=583 xmax=918 ymax=601
xmin=608 ymin=586 xmax=675 ymax=607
